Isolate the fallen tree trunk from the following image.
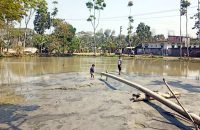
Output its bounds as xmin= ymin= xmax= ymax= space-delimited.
xmin=101 ymin=72 xmax=200 ymax=126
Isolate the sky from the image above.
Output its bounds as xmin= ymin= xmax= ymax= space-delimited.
xmin=24 ymin=0 xmax=200 ymax=38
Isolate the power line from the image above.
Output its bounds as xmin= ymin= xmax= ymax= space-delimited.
xmin=133 ymin=6 xmax=197 ymax=17
xmin=65 ymin=5 xmax=198 ymax=21
xmin=109 ymin=14 xmax=194 ymax=21
xmin=100 ymin=5 xmax=197 ymax=19
xmin=66 ymin=13 xmax=194 ymax=22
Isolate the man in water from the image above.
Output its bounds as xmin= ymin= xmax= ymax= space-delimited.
xmin=118 ymin=56 xmax=122 ymax=75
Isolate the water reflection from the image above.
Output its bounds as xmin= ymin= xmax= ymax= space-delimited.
xmin=0 ymin=57 xmax=199 ymax=83
xmin=124 ymin=59 xmax=200 ymax=79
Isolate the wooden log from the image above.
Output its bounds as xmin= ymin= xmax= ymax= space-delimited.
xmin=101 ymin=72 xmax=200 ymax=126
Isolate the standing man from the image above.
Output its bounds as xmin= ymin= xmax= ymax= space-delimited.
xmin=118 ymin=56 xmax=122 ymax=75
xmin=90 ymin=64 xmax=95 ymax=79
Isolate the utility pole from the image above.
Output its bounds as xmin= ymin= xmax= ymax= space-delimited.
xmin=180 ymin=0 xmax=182 ymax=57
xmin=119 ymin=26 xmax=122 ymax=54
xmin=198 ymin=0 xmax=200 ymax=39
xmin=119 ymin=26 xmax=122 ymax=48
xmin=181 ymin=0 xmax=190 ymax=57
xmin=186 ymin=7 xmax=189 ymax=57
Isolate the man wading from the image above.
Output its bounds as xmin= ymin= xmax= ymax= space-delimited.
xmin=118 ymin=56 xmax=122 ymax=75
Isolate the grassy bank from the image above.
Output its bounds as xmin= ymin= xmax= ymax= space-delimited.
xmin=1 ymin=52 xmax=200 ymax=63
xmin=73 ymin=53 xmax=200 ymax=63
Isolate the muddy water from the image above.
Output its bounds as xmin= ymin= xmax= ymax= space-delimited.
xmin=0 ymin=56 xmax=199 ymax=104
xmin=0 ymin=56 xmax=199 ymax=84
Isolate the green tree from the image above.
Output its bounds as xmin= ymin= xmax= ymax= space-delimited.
xmin=96 ymin=29 xmax=105 ymax=49
xmin=46 ymin=34 xmax=60 ymax=54
xmin=23 ymin=0 xmax=45 ymax=48
xmin=0 ymin=0 xmax=30 ymax=52
xmin=192 ymin=1 xmax=200 ymax=48
xmin=180 ymin=0 xmax=190 ymax=56
xmin=136 ymin=23 xmax=152 ymax=54
xmin=136 ymin=22 xmax=152 ymax=42
xmin=180 ymin=0 xmax=190 ymax=16
xmin=32 ymin=34 xmax=48 ymax=53
xmin=52 ymin=19 xmax=76 ymax=54
xmin=49 ymin=0 xmax=58 ymax=34
xmin=131 ymin=35 xmax=140 ymax=47
xmin=127 ymin=1 xmax=134 ymax=47
xmin=77 ymin=31 xmax=93 ymax=52
xmin=51 ymin=1 xmax=58 ymax=18
xmin=104 ymin=29 xmax=116 ymax=53
xmin=86 ymin=0 xmax=106 ymax=54
xmin=69 ymin=36 xmax=80 ymax=53
xmin=0 ymin=0 xmax=27 ymax=23
xmin=33 ymin=0 xmax=50 ymax=35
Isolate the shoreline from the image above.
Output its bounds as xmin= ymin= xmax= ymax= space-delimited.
xmin=1 ymin=52 xmax=200 ymax=63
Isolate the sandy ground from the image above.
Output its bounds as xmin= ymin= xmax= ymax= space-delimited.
xmin=0 ymin=72 xmax=200 ymax=130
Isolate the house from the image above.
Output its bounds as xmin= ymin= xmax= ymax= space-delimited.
xmin=167 ymin=36 xmax=200 ymax=56
xmin=137 ymin=35 xmax=200 ymax=57
xmin=137 ymin=36 xmax=167 ymax=55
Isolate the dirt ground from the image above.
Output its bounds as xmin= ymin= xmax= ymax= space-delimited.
xmin=0 ymin=72 xmax=200 ymax=130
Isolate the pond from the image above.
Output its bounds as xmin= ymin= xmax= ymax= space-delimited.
xmin=0 ymin=56 xmax=199 ymax=84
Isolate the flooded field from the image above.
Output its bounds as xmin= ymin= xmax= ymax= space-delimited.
xmin=0 ymin=57 xmax=200 ymax=130
xmin=0 ymin=56 xmax=199 ymax=84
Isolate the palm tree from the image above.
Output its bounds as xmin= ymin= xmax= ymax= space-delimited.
xmin=86 ymin=0 xmax=106 ymax=55
xmin=127 ymin=1 xmax=134 ymax=48
xmin=180 ymin=0 xmax=182 ymax=57
xmin=180 ymin=0 xmax=191 ymax=57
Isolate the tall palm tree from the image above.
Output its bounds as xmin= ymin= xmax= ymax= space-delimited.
xmin=180 ymin=0 xmax=182 ymax=57
xmin=180 ymin=0 xmax=191 ymax=57
xmin=127 ymin=1 xmax=134 ymax=48
xmin=86 ymin=0 xmax=106 ymax=55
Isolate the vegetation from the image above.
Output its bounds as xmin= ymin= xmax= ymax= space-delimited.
xmin=33 ymin=0 xmax=50 ymax=35
xmin=192 ymin=1 xmax=200 ymax=39
xmin=23 ymin=0 xmax=43 ymax=48
xmin=180 ymin=0 xmax=191 ymax=56
xmin=0 ymin=0 xmax=29 ymax=54
xmin=127 ymin=1 xmax=134 ymax=47
xmin=51 ymin=18 xmax=76 ymax=54
xmin=0 ymin=0 xmax=199 ymax=57
xmin=86 ymin=0 xmax=106 ymax=54
xmin=0 ymin=0 xmax=153 ymax=57
xmin=136 ymin=22 xmax=152 ymax=42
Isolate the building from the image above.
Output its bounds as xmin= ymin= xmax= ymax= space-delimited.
xmin=137 ymin=35 xmax=200 ymax=57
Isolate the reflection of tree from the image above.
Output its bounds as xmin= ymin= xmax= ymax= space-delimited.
xmin=185 ymin=61 xmax=189 ymax=78
xmin=4 ymin=57 xmax=82 ymax=78
xmin=125 ymin=59 xmax=200 ymax=78
xmin=127 ymin=60 xmax=165 ymax=75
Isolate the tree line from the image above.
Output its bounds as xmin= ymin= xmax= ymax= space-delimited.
xmin=0 ymin=0 xmax=78 ymax=55
xmin=0 ymin=0 xmax=168 ymax=56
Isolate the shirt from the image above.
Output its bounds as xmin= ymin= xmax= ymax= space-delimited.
xmin=90 ymin=66 xmax=94 ymax=73
xmin=118 ymin=59 xmax=122 ymax=65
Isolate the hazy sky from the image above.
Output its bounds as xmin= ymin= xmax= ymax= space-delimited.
xmin=41 ymin=0 xmax=199 ymax=37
